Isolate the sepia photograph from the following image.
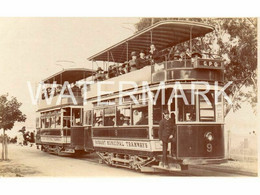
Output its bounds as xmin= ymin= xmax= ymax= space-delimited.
xmin=0 ymin=16 xmax=258 ymax=179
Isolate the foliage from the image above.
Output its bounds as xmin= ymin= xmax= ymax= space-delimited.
xmin=0 ymin=94 xmax=26 ymax=131
xmin=135 ymin=18 xmax=257 ymax=116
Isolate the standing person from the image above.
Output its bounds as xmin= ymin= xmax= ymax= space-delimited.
xmin=149 ymin=44 xmax=160 ymax=64
xmin=159 ymin=109 xmax=176 ymax=168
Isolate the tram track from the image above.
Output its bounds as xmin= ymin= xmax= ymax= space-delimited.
xmin=69 ymin=153 xmax=256 ymax=177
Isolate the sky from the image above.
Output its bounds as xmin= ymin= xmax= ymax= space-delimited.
xmin=0 ymin=17 xmax=257 ymax=137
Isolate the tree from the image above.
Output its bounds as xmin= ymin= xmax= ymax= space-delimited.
xmin=135 ymin=18 xmax=257 ymax=116
xmin=0 ymin=94 xmax=26 ymax=160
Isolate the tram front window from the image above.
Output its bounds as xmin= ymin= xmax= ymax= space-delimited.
xmin=63 ymin=116 xmax=71 ymax=128
xmin=199 ymin=90 xmax=215 ymax=122
xmin=117 ymin=106 xmax=130 ymax=126
xmin=177 ymin=90 xmax=196 ymax=122
xmin=132 ymin=105 xmax=148 ymax=125
xmin=72 ymin=108 xmax=82 ymax=126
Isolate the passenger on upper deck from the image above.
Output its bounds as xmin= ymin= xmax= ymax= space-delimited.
xmin=173 ymin=51 xmax=181 ymax=60
xmin=122 ymin=62 xmax=131 ymax=73
xmin=136 ymin=50 xmax=149 ymax=69
xmin=108 ymin=65 xmax=115 ymax=78
xmin=191 ymin=51 xmax=202 ymax=62
xmin=95 ymin=67 xmax=105 ymax=81
xmin=118 ymin=66 xmax=126 ymax=75
xmin=149 ymin=44 xmax=160 ymax=64
xmin=129 ymin=51 xmax=138 ymax=71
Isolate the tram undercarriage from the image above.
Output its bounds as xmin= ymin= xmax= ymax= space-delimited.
xmin=96 ymin=149 xmax=187 ymax=172
xmin=40 ymin=144 xmax=87 ymax=156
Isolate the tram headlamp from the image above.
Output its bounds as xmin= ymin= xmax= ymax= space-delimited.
xmin=204 ymin=132 xmax=214 ymax=142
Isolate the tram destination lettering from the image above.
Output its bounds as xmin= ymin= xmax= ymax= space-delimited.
xmin=94 ymin=139 xmax=150 ymax=150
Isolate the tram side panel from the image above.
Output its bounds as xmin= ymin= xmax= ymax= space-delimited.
xmin=177 ymin=124 xmax=225 ymax=158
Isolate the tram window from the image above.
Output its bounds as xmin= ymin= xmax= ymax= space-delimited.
xmin=216 ymin=93 xmax=223 ymax=123
xmin=132 ymin=105 xmax=148 ymax=125
xmin=153 ymin=104 xmax=163 ymax=125
xmin=84 ymin=110 xmax=92 ymax=126
xmin=104 ymin=107 xmax=115 ymax=126
xmin=41 ymin=118 xmax=45 ymax=128
xmin=50 ymin=116 xmax=55 ymax=128
xmin=117 ymin=106 xmax=130 ymax=126
xmin=45 ymin=117 xmax=51 ymax=128
xmin=177 ymin=90 xmax=196 ymax=122
xmin=63 ymin=116 xmax=71 ymax=128
xmin=56 ymin=116 xmax=61 ymax=128
xmin=72 ymin=108 xmax=82 ymax=126
xmin=63 ymin=107 xmax=71 ymax=116
xmin=93 ymin=109 xmax=104 ymax=127
xmin=199 ymin=90 xmax=215 ymax=122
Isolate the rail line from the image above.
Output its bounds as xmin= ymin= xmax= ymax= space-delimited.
xmin=68 ymin=153 xmax=257 ymax=177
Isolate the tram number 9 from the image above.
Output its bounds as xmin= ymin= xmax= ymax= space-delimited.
xmin=206 ymin=143 xmax=212 ymax=152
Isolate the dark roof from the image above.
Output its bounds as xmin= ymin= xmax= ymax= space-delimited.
xmin=42 ymin=68 xmax=94 ymax=84
xmin=88 ymin=20 xmax=214 ymax=63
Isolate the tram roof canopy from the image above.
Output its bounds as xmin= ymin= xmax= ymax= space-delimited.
xmin=88 ymin=20 xmax=215 ymax=63
xmin=42 ymin=68 xmax=94 ymax=84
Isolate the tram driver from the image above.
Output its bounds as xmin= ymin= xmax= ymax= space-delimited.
xmin=159 ymin=109 xmax=177 ymax=168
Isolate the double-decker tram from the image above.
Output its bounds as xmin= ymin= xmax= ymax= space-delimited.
xmin=35 ymin=68 xmax=94 ymax=155
xmin=35 ymin=20 xmax=227 ymax=172
xmin=85 ymin=20 xmax=227 ymax=171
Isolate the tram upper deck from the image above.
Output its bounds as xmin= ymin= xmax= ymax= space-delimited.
xmin=86 ymin=20 xmax=224 ymax=100
xmin=37 ymin=68 xmax=94 ymax=111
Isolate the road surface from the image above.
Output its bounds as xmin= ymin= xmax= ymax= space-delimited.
xmin=0 ymin=144 xmax=146 ymax=177
xmin=0 ymin=144 xmax=257 ymax=177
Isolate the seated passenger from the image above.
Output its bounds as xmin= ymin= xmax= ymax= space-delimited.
xmin=56 ymin=85 xmax=62 ymax=95
xmin=173 ymin=50 xmax=181 ymax=60
xmin=105 ymin=116 xmax=115 ymax=126
xmin=112 ymin=66 xmax=119 ymax=76
xmin=129 ymin=51 xmax=138 ymax=71
xmin=136 ymin=111 xmax=148 ymax=125
xmin=136 ymin=50 xmax=148 ymax=69
xmin=191 ymin=51 xmax=202 ymax=61
xmin=122 ymin=62 xmax=131 ymax=73
xmin=72 ymin=84 xmax=80 ymax=96
xmin=96 ymin=67 xmax=105 ymax=81
xmin=104 ymin=71 xmax=109 ymax=80
xmin=123 ymin=117 xmax=130 ymax=126
xmin=117 ymin=114 xmax=125 ymax=126
xmin=118 ymin=66 xmax=125 ymax=75
xmin=108 ymin=65 xmax=115 ymax=78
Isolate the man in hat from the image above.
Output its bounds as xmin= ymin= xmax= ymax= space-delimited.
xmin=129 ymin=51 xmax=138 ymax=71
xmin=149 ymin=44 xmax=160 ymax=64
xmin=191 ymin=50 xmax=202 ymax=63
xmin=136 ymin=50 xmax=148 ymax=69
xmin=159 ymin=109 xmax=176 ymax=168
